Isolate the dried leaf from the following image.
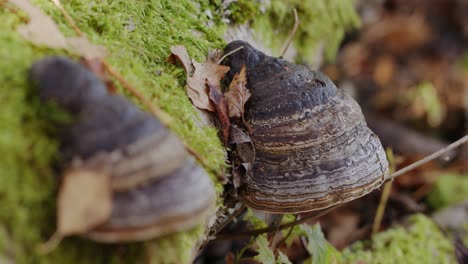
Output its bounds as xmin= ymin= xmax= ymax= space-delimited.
xmin=168 ymin=45 xmax=230 ymax=111
xmin=187 ymin=61 xmax=230 ymax=111
xmin=57 ymin=168 xmax=112 ymax=235
xmin=168 ymin=45 xmax=193 ymax=75
xmin=207 ymin=79 xmax=230 ymax=145
xmin=232 ymin=163 xmax=250 ymax=189
xmin=9 ymin=0 xmax=67 ymax=49
xmin=225 ymin=65 xmax=251 ymax=118
xmin=8 ymin=0 xmax=107 ymax=59
xmin=67 ymin=36 xmax=107 ymax=59
xmin=230 ymin=124 xmax=251 ymax=145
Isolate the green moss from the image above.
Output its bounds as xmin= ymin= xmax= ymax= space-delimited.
xmin=252 ymin=0 xmax=360 ymax=63
xmin=0 ymin=0 xmax=227 ymax=263
xmin=342 ymin=214 xmax=457 ymax=264
xmin=226 ymin=0 xmax=261 ymax=24
xmin=426 ymin=173 xmax=468 ymax=210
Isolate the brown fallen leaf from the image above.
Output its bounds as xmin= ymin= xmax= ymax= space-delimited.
xmin=57 ymin=166 xmax=112 ymax=236
xmin=168 ymin=45 xmax=193 ymax=75
xmin=168 ymin=45 xmax=230 ymax=111
xmin=67 ymin=36 xmax=107 ymax=60
xmin=8 ymin=0 xmax=107 ymax=59
xmin=187 ymin=61 xmax=230 ymax=111
xmin=225 ymin=65 xmax=251 ymax=118
xmin=230 ymin=125 xmax=255 ymax=190
xmin=207 ymin=79 xmax=230 ymax=145
xmin=9 ymin=0 xmax=68 ymax=49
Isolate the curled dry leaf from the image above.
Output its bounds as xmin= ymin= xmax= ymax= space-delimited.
xmin=225 ymin=65 xmax=251 ymax=118
xmin=187 ymin=61 xmax=230 ymax=111
xmin=9 ymin=0 xmax=67 ymax=49
xmin=230 ymin=125 xmax=254 ymax=189
xmin=57 ymin=166 xmax=112 ymax=236
xmin=8 ymin=0 xmax=107 ymax=59
xmin=168 ymin=45 xmax=230 ymax=111
xmin=207 ymin=80 xmax=230 ymax=145
xmin=168 ymin=45 xmax=193 ymax=75
xmin=67 ymin=36 xmax=107 ymax=60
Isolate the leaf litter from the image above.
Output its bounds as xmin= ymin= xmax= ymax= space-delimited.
xmin=168 ymin=45 xmax=252 ymax=139
xmin=207 ymin=80 xmax=230 ymax=145
xmin=8 ymin=0 xmax=107 ymax=59
xmin=225 ymin=65 xmax=251 ymax=119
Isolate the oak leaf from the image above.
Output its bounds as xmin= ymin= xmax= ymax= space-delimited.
xmin=225 ymin=65 xmax=251 ymax=118
xmin=168 ymin=45 xmax=230 ymax=111
xmin=207 ymin=80 xmax=230 ymax=145
xmin=187 ymin=61 xmax=230 ymax=111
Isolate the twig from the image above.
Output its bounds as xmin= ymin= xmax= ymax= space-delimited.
xmin=372 ymin=149 xmax=395 ymax=235
xmin=213 ymin=203 xmax=246 ymax=237
xmin=389 ymin=135 xmax=468 ymax=180
xmin=372 ymin=181 xmax=392 ymax=235
xmin=37 ymin=232 xmax=63 ymax=254
xmin=50 ymin=0 xmax=83 ymax=36
xmin=218 ymin=46 xmax=244 ymax=64
xmin=280 ymin=8 xmax=300 ymax=58
xmin=269 ymin=214 xmax=284 ymax=250
xmin=215 ymin=204 xmax=341 ymax=240
xmin=276 ymin=216 xmax=297 ymax=248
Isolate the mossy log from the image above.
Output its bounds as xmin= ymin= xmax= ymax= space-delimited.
xmin=0 ymin=1 xmax=226 ymax=263
xmin=1 ymin=1 xmax=458 ymax=264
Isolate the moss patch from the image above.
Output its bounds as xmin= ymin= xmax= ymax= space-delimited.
xmin=252 ymin=0 xmax=361 ymax=63
xmin=0 ymin=0 xmax=227 ymax=263
xmin=426 ymin=173 xmax=468 ymax=210
xmin=342 ymin=214 xmax=457 ymax=264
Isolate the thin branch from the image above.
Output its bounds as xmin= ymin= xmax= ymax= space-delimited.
xmin=276 ymin=222 xmax=295 ymax=248
xmin=215 ymin=204 xmax=246 ymax=235
xmin=215 ymin=204 xmax=341 ymax=240
xmin=372 ymin=149 xmax=395 ymax=235
xmin=389 ymin=134 xmax=468 ymax=180
xmin=280 ymin=8 xmax=300 ymax=58
xmin=269 ymin=214 xmax=284 ymax=250
xmin=37 ymin=232 xmax=63 ymax=254
xmin=50 ymin=0 xmax=83 ymax=36
xmin=218 ymin=46 xmax=244 ymax=64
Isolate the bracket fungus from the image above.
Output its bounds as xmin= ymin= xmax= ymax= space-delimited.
xmin=222 ymin=41 xmax=390 ymax=213
xmin=30 ymin=57 xmax=215 ymax=243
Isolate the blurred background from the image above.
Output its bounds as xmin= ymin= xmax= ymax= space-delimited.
xmin=201 ymin=0 xmax=467 ymax=263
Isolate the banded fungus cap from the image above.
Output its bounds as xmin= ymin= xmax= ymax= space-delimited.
xmin=31 ymin=57 xmax=215 ymax=242
xmin=223 ymin=41 xmax=390 ymax=213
